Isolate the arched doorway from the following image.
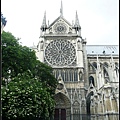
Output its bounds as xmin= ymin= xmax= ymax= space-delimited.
xmin=54 ymin=93 xmax=71 ymax=120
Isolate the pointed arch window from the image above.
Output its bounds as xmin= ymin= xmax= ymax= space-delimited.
xmin=79 ymin=71 xmax=83 ymax=81
xmin=102 ymin=62 xmax=110 ymax=83
xmin=103 ymin=69 xmax=109 ymax=78
xmin=92 ymin=62 xmax=97 ymax=69
xmin=89 ymin=76 xmax=95 ymax=86
xmin=103 ymin=62 xmax=109 ymax=78
xmin=69 ymin=69 xmax=74 ymax=82
xmin=74 ymin=70 xmax=78 ymax=81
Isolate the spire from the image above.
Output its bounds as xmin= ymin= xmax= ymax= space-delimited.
xmin=60 ymin=0 xmax=63 ymax=17
xmin=41 ymin=11 xmax=47 ymax=31
xmin=74 ymin=11 xmax=81 ymax=29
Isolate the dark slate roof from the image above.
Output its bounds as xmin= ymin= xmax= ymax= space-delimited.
xmin=86 ymin=45 xmax=119 ymax=55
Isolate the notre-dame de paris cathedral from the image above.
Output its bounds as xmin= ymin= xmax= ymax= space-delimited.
xmin=31 ymin=1 xmax=119 ymax=120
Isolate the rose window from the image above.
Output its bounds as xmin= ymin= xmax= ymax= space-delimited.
xmin=54 ymin=23 xmax=67 ymax=33
xmin=45 ymin=39 xmax=76 ymax=66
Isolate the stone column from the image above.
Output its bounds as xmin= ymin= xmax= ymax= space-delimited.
xmin=70 ymin=88 xmax=73 ymax=120
xmin=82 ymin=38 xmax=89 ymax=87
xmin=77 ymin=38 xmax=84 ymax=67
xmin=37 ymin=38 xmax=45 ymax=62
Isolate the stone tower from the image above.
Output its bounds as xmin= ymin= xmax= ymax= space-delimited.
xmin=33 ymin=1 xmax=119 ymax=120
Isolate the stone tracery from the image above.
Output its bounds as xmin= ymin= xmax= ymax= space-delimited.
xmin=45 ymin=39 xmax=76 ymax=66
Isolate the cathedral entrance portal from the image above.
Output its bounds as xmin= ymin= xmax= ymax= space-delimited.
xmin=54 ymin=109 xmax=66 ymax=120
xmin=54 ymin=93 xmax=71 ymax=120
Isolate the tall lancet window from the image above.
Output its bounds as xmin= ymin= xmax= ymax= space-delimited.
xmin=103 ymin=62 xmax=110 ymax=83
xmin=92 ymin=62 xmax=97 ymax=69
xmin=103 ymin=62 xmax=109 ymax=78
xmin=92 ymin=62 xmax=97 ymax=72
xmin=79 ymin=71 xmax=83 ymax=81
xmin=89 ymin=76 xmax=95 ymax=86
xmin=103 ymin=68 xmax=109 ymax=78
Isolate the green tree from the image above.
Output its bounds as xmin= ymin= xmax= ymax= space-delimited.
xmin=2 ymin=31 xmax=37 ymax=82
xmin=2 ymin=31 xmax=57 ymax=120
xmin=2 ymin=73 xmax=55 ymax=120
xmin=33 ymin=60 xmax=57 ymax=95
xmin=2 ymin=31 xmax=57 ymax=91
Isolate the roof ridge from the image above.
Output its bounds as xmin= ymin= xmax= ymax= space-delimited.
xmin=86 ymin=45 xmax=118 ymax=46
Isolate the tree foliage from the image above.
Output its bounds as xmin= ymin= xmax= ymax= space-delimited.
xmin=2 ymin=73 xmax=55 ymax=120
xmin=2 ymin=31 xmax=37 ymax=80
xmin=33 ymin=60 xmax=57 ymax=95
xmin=2 ymin=31 xmax=57 ymax=120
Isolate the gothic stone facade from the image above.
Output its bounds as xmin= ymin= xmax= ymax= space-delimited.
xmin=32 ymin=5 xmax=119 ymax=120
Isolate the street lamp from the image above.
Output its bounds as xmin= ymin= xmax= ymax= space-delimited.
xmin=1 ymin=13 xmax=7 ymax=33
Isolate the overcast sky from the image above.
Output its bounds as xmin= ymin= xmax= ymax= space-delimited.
xmin=1 ymin=0 xmax=119 ymax=47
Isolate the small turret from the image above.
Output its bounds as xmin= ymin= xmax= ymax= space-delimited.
xmin=74 ymin=11 xmax=81 ymax=31
xmin=41 ymin=11 xmax=47 ymax=31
